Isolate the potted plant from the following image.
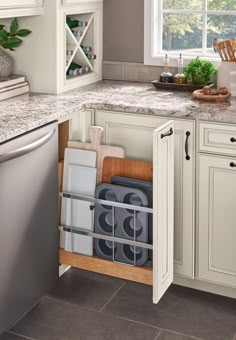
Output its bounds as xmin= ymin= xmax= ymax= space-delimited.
xmin=184 ymin=57 xmax=216 ymax=86
xmin=0 ymin=18 xmax=31 ymax=78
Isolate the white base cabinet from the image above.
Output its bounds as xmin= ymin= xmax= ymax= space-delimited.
xmin=66 ymin=110 xmax=236 ymax=300
xmin=61 ymin=115 xmax=175 ymax=304
xmin=197 ymin=154 xmax=236 ymax=287
xmin=93 ymin=110 xmax=195 ymax=279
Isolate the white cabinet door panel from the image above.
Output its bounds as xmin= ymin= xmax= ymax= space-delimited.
xmin=153 ymin=121 xmax=174 ymax=303
xmin=95 ymin=110 xmax=195 ymax=278
xmin=198 ymin=154 xmax=236 ymax=287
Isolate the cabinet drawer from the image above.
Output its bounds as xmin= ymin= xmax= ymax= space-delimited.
xmin=199 ymin=122 xmax=236 ymax=156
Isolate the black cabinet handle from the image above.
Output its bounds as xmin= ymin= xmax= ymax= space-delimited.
xmin=230 ymin=137 xmax=236 ymax=143
xmin=185 ymin=131 xmax=191 ymax=161
xmin=230 ymin=162 xmax=236 ymax=168
xmin=161 ymin=127 xmax=173 ymax=139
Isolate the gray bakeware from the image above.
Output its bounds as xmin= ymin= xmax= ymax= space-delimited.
xmin=94 ymin=183 xmax=149 ymax=243
xmin=114 ymin=243 xmax=148 ymax=266
xmin=94 ymin=239 xmax=118 ymax=261
xmin=111 ymin=176 xmax=153 ymax=243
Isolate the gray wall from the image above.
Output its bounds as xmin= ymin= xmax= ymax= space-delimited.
xmin=103 ymin=0 xmax=144 ymax=63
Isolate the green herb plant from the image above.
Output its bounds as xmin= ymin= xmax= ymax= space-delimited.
xmin=184 ymin=57 xmax=216 ymax=85
xmin=0 ymin=18 xmax=31 ymax=51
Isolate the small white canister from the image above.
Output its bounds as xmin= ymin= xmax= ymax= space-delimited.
xmin=217 ymin=61 xmax=236 ymax=96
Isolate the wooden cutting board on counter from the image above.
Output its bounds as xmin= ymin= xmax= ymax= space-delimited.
xmin=102 ymin=157 xmax=153 ymax=183
xmin=68 ymin=126 xmax=125 ymax=183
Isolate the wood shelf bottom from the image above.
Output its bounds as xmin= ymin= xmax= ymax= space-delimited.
xmin=59 ymin=249 xmax=153 ymax=285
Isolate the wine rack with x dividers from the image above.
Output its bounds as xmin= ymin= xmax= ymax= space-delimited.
xmin=65 ymin=11 xmax=99 ymax=84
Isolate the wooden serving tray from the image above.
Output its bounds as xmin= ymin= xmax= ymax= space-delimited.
xmin=192 ymin=89 xmax=231 ymax=101
xmin=152 ymin=80 xmax=203 ymax=92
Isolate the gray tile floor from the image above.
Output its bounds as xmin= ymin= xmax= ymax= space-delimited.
xmin=1 ymin=268 xmax=236 ymax=340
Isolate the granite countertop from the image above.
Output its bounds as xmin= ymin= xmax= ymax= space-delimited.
xmin=0 ymin=80 xmax=236 ymax=143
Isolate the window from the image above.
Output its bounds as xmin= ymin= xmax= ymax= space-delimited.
xmin=144 ymin=0 xmax=236 ymax=65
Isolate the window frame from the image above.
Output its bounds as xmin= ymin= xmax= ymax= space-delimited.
xmin=144 ymin=0 xmax=236 ymax=67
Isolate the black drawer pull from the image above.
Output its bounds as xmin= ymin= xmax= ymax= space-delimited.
xmin=161 ymin=127 xmax=173 ymax=139
xmin=230 ymin=162 xmax=236 ymax=168
xmin=230 ymin=137 xmax=236 ymax=143
xmin=185 ymin=131 xmax=191 ymax=161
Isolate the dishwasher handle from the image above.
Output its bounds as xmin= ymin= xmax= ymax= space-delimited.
xmin=0 ymin=128 xmax=56 ymax=164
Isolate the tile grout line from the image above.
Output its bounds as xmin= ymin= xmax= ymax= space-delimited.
xmin=100 ymin=309 xmax=205 ymax=340
xmin=37 ymin=295 xmax=158 ymax=331
xmin=100 ymin=311 xmax=160 ymax=330
xmin=45 ymin=295 xmax=99 ymax=314
xmin=36 ymin=295 xmax=160 ymax=332
xmin=154 ymin=329 xmax=162 ymax=339
xmin=7 ymin=331 xmax=35 ymax=340
xmin=158 ymin=328 xmax=205 ymax=340
xmin=99 ymin=281 xmax=127 ymax=312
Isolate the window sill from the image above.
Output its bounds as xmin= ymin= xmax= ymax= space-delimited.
xmin=144 ymin=55 xmax=222 ymax=68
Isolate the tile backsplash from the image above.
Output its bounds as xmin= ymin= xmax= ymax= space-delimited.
xmin=103 ymin=61 xmax=178 ymax=83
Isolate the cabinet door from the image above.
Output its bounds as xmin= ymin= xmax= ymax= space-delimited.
xmin=198 ymin=154 xmax=236 ymax=287
xmin=94 ymin=110 xmax=195 ymax=278
xmin=153 ymin=121 xmax=174 ymax=303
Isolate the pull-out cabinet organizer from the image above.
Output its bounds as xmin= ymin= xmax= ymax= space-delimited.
xmin=59 ymin=120 xmax=174 ymax=304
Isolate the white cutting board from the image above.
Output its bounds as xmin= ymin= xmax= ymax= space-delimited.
xmin=61 ymin=198 xmax=94 ymax=256
xmin=62 ymin=199 xmax=94 ymax=256
xmin=68 ymin=126 xmax=125 ymax=183
xmin=61 ymin=149 xmax=97 ymax=256
xmin=66 ymin=164 xmax=96 ymax=197
xmin=62 ymin=148 xmax=96 ymax=192
xmin=65 ymin=232 xmax=93 ymax=256
xmin=63 ymin=199 xmax=93 ymax=229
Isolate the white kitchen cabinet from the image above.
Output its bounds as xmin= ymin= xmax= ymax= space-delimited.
xmin=199 ymin=122 xmax=236 ymax=156
xmin=9 ymin=0 xmax=102 ymax=93
xmin=197 ymin=154 xmax=236 ymax=288
xmin=59 ymin=117 xmax=175 ymax=304
xmin=63 ymin=3 xmax=103 ymax=92
xmin=94 ymin=110 xmax=195 ymax=279
xmin=0 ymin=0 xmax=43 ymax=18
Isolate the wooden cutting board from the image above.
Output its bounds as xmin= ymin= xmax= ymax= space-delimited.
xmin=68 ymin=126 xmax=125 ymax=183
xmin=192 ymin=89 xmax=231 ymax=101
xmin=102 ymin=157 xmax=153 ymax=183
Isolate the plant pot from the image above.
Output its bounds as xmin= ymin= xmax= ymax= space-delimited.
xmin=0 ymin=48 xmax=14 ymax=78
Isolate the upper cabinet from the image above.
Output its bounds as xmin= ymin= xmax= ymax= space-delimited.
xmin=10 ymin=0 xmax=103 ymax=93
xmin=0 ymin=0 xmax=43 ymax=18
xmin=63 ymin=2 xmax=103 ymax=92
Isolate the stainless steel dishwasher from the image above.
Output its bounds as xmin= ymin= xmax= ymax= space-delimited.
xmin=0 ymin=122 xmax=58 ymax=334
